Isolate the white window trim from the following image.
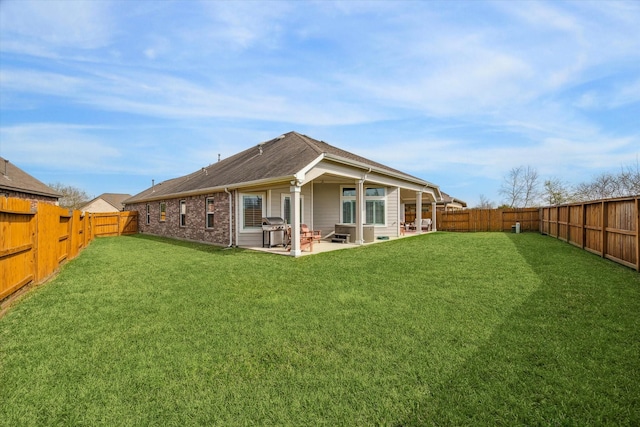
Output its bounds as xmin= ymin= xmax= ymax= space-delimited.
xmin=340 ymin=185 xmax=387 ymax=226
xmin=205 ymin=197 xmax=215 ymax=229
xmin=365 ymin=187 xmax=387 ymax=226
xmin=240 ymin=192 xmax=266 ymax=232
xmin=159 ymin=202 xmax=166 ymax=222
xmin=179 ymin=200 xmax=186 ymax=227
xmin=340 ymin=186 xmax=356 ymax=224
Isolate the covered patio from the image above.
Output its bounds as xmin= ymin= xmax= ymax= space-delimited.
xmin=249 ymin=226 xmax=435 ymax=257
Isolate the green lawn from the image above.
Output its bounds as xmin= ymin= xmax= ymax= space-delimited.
xmin=1 ymin=233 xmax=639 ymax=426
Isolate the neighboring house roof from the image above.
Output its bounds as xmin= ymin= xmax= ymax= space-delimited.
xmin=0 ymin=156 xmax=61 ymax=199
xmin=126 ymin=131 xmax=440 ymax=204
xmin=439 ymin=191 xmax=467 ymax=208
xmin=80 ymin=193 xmax=132 ymax=212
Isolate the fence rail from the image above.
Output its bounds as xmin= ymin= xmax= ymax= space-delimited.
xmin=540 ymin=196 xmax=639 ymax=271
xmin=1 ymin=197 xmax=138 ymax=301
xmin=436 ymin=208 xmax=540 ymax=232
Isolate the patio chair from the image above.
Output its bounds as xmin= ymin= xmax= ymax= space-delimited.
xmin=421 ymin=218 xmax=432 ymax=231
xmin=301 ymin=224 xmax=322 ymax=244
xmin=286 ymin=226 xmax=314 ymax=252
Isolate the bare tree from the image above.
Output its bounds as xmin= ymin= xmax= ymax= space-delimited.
xmin=521 ymin=166 xmax=541 ymax=207
xmin=49 ymin=182 xmax=91 ymax=210
xmin=620 ymin=159 xmax=640 ymax=196
xmin=543 ymin=177 xmax=573 ymax=205
xmin=499 ymin=165 xmax=540 ymax=208
xmin=499 ymin=166 xmax=524 ymax=208
xmin=573 ymin=172 xmax=622 ymax=201
xmin=476 ymin=194 xmax=494 ymax=209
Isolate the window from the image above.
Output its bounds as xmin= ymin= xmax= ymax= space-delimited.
xmin=159 ymin=202 xmax=166 ymax=222
xmin=340 ymin=186 xmax=386 ymax=225
xmin=146 ymin=204 xmax=150 ymax=225
xmin=341 ymin=187 xmax=356 ymax=224
xmin=282 ymin=195 xmax=303 ymax=225
xmin=179 ymin=200 xmax=186 ymax=227
xmin=365 ymin=187 xmax=386 ymax=225
xmin=206 ymin=197 xmax=215 ymax=228
xmin=241 ymin=194 xmax=264 ymax=230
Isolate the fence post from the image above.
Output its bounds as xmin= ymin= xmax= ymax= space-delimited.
xmin=601 ymin=200 xmax=607 ymax=259
xmin=636 ymin=197 xmax=639 ymax=272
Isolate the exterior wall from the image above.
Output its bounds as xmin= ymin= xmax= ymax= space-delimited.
xmin=268 ymin=185 xmax=312 ymax=224
xmin=312 ymin=183 xmax=401 ymax=239
xmin=378 ymin=186 xmax=400 ymax=238
xmin=313 ymin=183 xmax=341 ymax=236
xmin=237 ymin=186 xmax=313 ymax=248
xmin=126 ymin=191 xmax=232 ymax=247
xmin=125 ymin=181 xmax=403 ymax=248
xmin=2 ymin=190 xmax=58 ymax=211
xmin=82 ymin=199 xmax=119 ymax=213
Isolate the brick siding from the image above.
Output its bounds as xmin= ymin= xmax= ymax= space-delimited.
xmin=127 ymin=192 xmax=234 ymax=246
xmin=2 ymin=190 xmax=59 ymax=211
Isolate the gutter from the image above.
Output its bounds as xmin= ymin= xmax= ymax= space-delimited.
xmin=126 ymin=175 xmax=297 ymax=204
xmin=224 ymin=188 xmax=233 ymax=247
xmin=322 ymin=152 xmax=440 ymax=190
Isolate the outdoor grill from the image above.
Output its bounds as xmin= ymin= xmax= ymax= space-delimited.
xmin=262 ymin=217 xmax=287 ymax=248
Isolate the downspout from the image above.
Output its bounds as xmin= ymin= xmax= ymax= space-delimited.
xmin=363 ymin=167 xmax=372 ymax=182
xmin=224 ymin=188 xmax=233 ymax=247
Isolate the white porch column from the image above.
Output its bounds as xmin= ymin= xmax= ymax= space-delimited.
xmin=431 ymin=201 xmax=437 ymax=232
xmin=416 ymin=191 xmax=423 ymax=235
xmin=290 ymin=183 xmax=302 ymax=257
xmin=356 ymin=179 xmax=365 ymax=244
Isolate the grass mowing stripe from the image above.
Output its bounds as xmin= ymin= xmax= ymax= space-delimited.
xmin=1 ymin=233 xmax=638 ymax=426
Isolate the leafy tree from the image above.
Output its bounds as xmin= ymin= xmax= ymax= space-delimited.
xmin=49 ymin=182 xmax=91 ymax=210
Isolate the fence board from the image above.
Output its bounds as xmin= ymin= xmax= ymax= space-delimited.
xmin=92 ymin=212 xmax=138 ymax=236
xmin=540 ymin=196 xmax=639 ymax=271
xmin=0 ymin=198 xmax=36 ymax=300
xmin=437 ymin=208 xmax=539 ymax=232
xmin=1 ymin=197 xmax=139 ymax=301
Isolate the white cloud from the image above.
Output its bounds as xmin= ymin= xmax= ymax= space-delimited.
xmin=195 ymin=1 xmax=292 ymax=50
xmin=1 ymin=0 xmax=639 ymax=203
xmin=0 ymin=123 xmax=122 ymax=173
xmin=0 ymin=0 xmax=113 ymax=51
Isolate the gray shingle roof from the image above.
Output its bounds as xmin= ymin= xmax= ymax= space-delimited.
xmin=125 ymin=131 xmax=431 ymax=203
xmin=0 ymin=156 xmax=61 ymax=199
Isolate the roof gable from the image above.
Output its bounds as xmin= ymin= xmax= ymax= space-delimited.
xmin=0 ymin=156 xmax=61 ymax=198
xmin=81 ymin=193 xmax=132 ymax=211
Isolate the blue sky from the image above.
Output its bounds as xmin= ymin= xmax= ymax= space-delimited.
xmin=1 ymin=0 xmax=639 ymax=206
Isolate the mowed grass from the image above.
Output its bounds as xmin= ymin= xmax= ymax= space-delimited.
xmin=1 ymin=232 xmax=638 ymax=426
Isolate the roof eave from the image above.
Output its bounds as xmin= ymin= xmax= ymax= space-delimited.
xmin=0 ymin=183 xmax=61 ymax=199
xmin=323 ymin=152 xmax=440 ymax=192
xmin=124 ymin=175 xmax=298 ymax=204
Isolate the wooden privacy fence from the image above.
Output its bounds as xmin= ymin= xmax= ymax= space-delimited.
xmin=1 ymin=197 xmax=138 ymax=301
xmin=92 ymin=211 xmax=138 ymax=236
xmin=437 ymin=208 xmax=540 ymax=232
xmin=540 ymin=196 xmax=640 ymax=271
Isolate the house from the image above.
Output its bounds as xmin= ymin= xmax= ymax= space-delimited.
xmin=438 ymin=192 xmax=467 ymax=211
xmin=0 ymin=156 xmax=61 ymax=207
xmin=124 ymin=132 xmax=442 ymax=257
xmin=80 ymin=193 xmax=132 ymax=213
